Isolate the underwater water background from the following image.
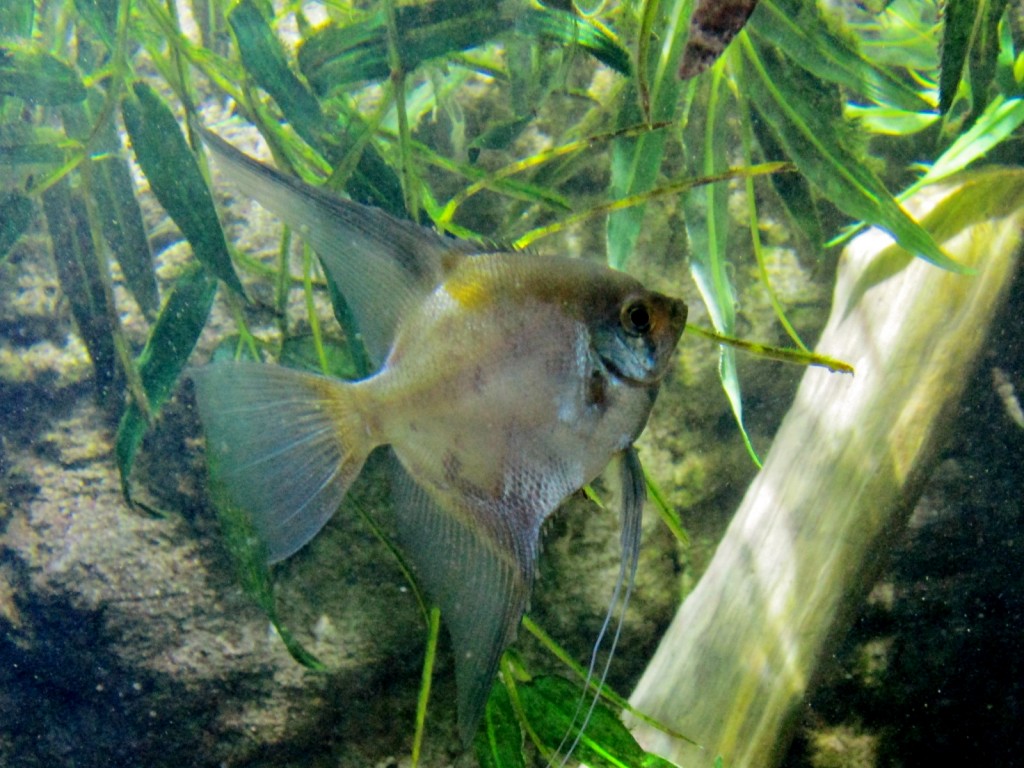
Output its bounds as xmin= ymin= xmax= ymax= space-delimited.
xmin=1 ymin=0 xmax=1023 ymax=766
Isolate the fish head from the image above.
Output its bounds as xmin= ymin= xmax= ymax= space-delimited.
xmin=589 ymin=285 xmax=688 ymax=387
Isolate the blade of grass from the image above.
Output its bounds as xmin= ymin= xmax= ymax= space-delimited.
xmin=122 ymin=81 xmax=246 ymax=294
xmin=473 ymin=681 xmax=525 ymax=768
xmin=685 ymin=323 xmax=853 ymax=374
xmin=0 ymin=193 xmax=34 ymax=266
xmin=606 ymin=0 xmax=694 ymax=269
xmin=514 ymin=162 xmax=789 ymax=249
xmin=683 ymin=61 xmax=760 ymax=466
xmin=115 ymin=263 xmax=217 ymax=502
xmin=751 ymin=0 xmax=932 ymax=112
xmin=411 ymin=607 xmax=441 ymax=768
xmin=741 ymin=33 xmax=968 ymax=273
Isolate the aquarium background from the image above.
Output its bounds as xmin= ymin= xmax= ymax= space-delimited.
xmin=1 ymin=0 xmax=1022 ymax=766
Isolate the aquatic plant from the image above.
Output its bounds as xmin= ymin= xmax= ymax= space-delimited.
xmin=1 ymin=0 xmax=1022 ymax=764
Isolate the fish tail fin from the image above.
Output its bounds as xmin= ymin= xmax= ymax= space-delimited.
xmin=190 ymin=361 xmax=376 ymax=562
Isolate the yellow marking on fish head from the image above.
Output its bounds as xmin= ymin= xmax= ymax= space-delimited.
xmin=443 ymin=267 xmax=498 ymax=311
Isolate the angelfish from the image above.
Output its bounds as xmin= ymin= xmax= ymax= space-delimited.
xmin=191 ymin=127 xmax=687 ymax=745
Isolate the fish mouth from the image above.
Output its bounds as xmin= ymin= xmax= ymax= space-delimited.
xmin=599 ymin=349 xmax=668 ymax=388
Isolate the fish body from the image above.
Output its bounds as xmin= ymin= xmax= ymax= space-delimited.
xmin=377 ymin=253 xmax=679 ymax=534
xmin=191 ymin=128 xmax=687 ymax=743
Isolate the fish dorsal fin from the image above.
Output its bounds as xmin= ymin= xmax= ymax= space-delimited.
xmin=200 ymin=127 xmax=469 ymax=367
xmin=391 ymin=462 xmax=535 ymax=744
xmin=551 ymin=447 xmax=645 ymax=766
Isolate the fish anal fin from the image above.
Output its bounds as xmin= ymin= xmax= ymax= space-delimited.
xmin=392 ymin=469 xmax=534 ymax=744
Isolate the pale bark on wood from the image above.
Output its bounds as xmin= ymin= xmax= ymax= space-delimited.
xmin=628 ymin=172 xmax=1024 ymax=767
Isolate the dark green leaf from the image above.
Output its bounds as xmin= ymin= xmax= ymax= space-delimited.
xmin=73 ymin=0 xmax=119 ymax=49
xmin=939 ymin=0 xmax=1009 ymax=117
xmin=468 ymin=113 xmax=536 ymax=156
xmin=279 ymin=334 xmax=362 ymax=380
xmin=752 ymin=0 xmax=931 ymax=113
xmin=0 ymin=192 xmax=34 ymax=263
xmin=473 ymin=682 xmax=525 ymax=768
xmin=0 ymin=139 xmax=71 ymax=165
xmin=208 ymin=459 xmax=325 ymax=670
xmin=518 ymin=675 xmax=648 ymax=768
xmin=0 ymin=44 xmax=86 ymax=105
xmin=516 ymin=6 xmax=632 ymax=76
xmin=41 ymin=177 xmax=120 ymax=402
xmin=743 ymin=37 xmax=966 ymax=272
xmin=63 ymin=99 xmax=160 ymax=318
xmin=968 ymin=0 xmax=1010 ymax=112
xmin=115 ymin=263 xmax=216 ymax=500
xmin=122 ymin=81 xmax=246 ymax=295
xmin=751 ymin=116 xmax=822 ymax=248
xmin=606 ymin=0 xmax=690 ymax=268
xmin=940 ymin=0 xmax=978 ymax=114
xmin=229 ymin=0 xmax=405 ymax=215
xmin=297 ymin=0 xmax=504 ymax=93
xmin=229 ymin=0 xmax=326 ymax=150
xmin=0 ymin=0 xmax=34 ymax=37
xmin=93 ymin=138 xmax=160 ymax=318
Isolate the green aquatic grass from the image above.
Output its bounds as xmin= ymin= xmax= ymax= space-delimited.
xmin=2 ymin=0 xmax=1023 ymax=764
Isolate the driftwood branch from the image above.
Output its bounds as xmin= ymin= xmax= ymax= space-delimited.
xmin=629 ymin=171 xmax=1024 ymax=767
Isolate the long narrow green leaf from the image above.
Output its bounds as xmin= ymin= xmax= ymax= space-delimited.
xmin=0 ymin=43 xmax=86 ymax=105
xmin=684 ymin=64 xmax=759 ymax=465
xmin=918 ymin=94 xmax=1024 ymax=188
xmin=749 ymin=115 xmax=824 ymax=246
xmin=518 ymin=676 xmax=663 ymax=768
xmin=122 ymin=81 xmax=246 ymax=294
xmin=63 ymin=98 xmax=160 ymax=318
xmin=474 ymin=673 xmax=525 ymax=768
xmin=41 ymin=178 xmax=119 ymax=402
xmin=208 ymin=460 xmax=325 ymax=671
xmin=0 ymin=0 xmax=34 ymax=37
xmin=73 ymin=0 xmax=118 ymax=49
xmin=92 ymin=134 xmax=161 ymax=318
xmin=741 ymin=34 xmax=966 ymax=272
xmin=297 ymin=0 xmax=504 ymax=93
xmin=940 ymin=0 xmax=978 ymax=114
xmin=752 ymin=0 xmax=932 ymax=112
xmin=229 ymin=0 xmax=325 ymax=150
xmin=606 ymin=0 xmax=691 ymax=269
xmin=0 ymin=192 xmax=33 ymax=264
xmin=0 ymin=139 xmax=73 ymax=165
xmin=228 ymin=0 xmax=406 ymax=215
xmin=516 ymin=6 xmax=632 ymax=76
xmin=939 ymin=0 xmax=1009 ymax=116
xmin=115 ymin=264 xmax=216 ymax=501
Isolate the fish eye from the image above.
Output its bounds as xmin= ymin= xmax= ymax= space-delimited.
xmin=620 ymin=299 xmax=653 ymax=336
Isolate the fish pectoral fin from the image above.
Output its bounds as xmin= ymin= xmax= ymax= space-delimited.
xmin=191 ymin=361 xmax=375 ymax=563
xmin=392 ymin=469 xmax=533 ymax=745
